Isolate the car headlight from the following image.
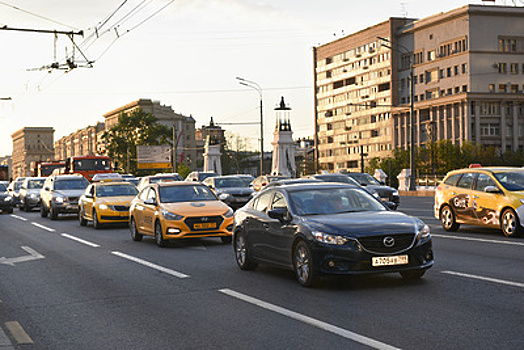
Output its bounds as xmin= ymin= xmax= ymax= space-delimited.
xmin=224 ymin=207 xmax=234 ymax=218
xmin=313 ymin=230 xmax=349 ymax=245
xmin=4 ymin=196 xmax=12 ymax=202
xmin=162 ymin=210 xmax=183 ymax=221
xmin=99 ymin=204 xmax=109 ymax=210
xmin=219 ymin=193 xmax=231 ymax=200
xmin=54 ymin=196 xmax=65 ymax=203
xmin=392 ymin=190 xmax=399 ymax=196
xmin=416 ymin=223 xmax=431 ymax=241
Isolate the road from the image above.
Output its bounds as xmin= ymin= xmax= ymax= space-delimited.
xmin=0 ymin=196 xmax=522 ymax=349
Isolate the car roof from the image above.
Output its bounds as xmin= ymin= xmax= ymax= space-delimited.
xmin=264 ymin=182 xmax=359 ymax=192
xmin=447 ymin=167 xmax=524 ymax=175
xmin=153 ymin=181 xmax=204 ymax=188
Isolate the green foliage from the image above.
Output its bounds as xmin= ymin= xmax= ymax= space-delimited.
xmin=177 ymin=163 xmax=191 ymax=179
xmin=102 ymin=108 xmax=172 ymax=174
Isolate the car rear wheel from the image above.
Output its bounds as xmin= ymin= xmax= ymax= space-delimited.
xmin=155 ymin=221 xmax=168 ymax=247
xmin=293 ymin=241 xmax=318 ymax=287
xmin=400 ymin=269 xmax=426 ymax=280
xmin=40 ymin=204 xmax=48 ymax=218
xmin=50 ymin=205 xmax=58 ymax=220
xmin=440 ymin=205 xmax=459 ymax=231
xmin=234 ymin=231 xmax=257 ymax=270
xmin=501 ymin=208 xmax=523 ymax=238
xmin=130 ymin=217 xmax=143 ymax=241
xmin=93 ymin=210 xmax=102 ymax=229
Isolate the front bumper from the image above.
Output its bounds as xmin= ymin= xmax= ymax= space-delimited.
xmin=310 ymin=239 xmax=433 ymax=276
xmin=162 ymin=217 xmax=234 ymax=240
xmin=54 ymin=202 xmax=79 ymax=214
xmin=0 ymin=200 xmax=14 ymax=211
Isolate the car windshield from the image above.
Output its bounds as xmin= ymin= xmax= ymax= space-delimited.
xmin=96 ymin=184 xmax=138 ymax=197
xmin=351 ymin=173 xmax=380 ymax=185
xmin=289 ymin=187 xmax=385 ymax=215
xmin=215 ymin=178 xmax=247 ymax=188
xmin=55 ymin=179 xmax=88 ymax=190
xmin=494 ymin=171 xmax=524 ymax=191
xmin=27 ymin=179 xmax=45 ymax=189
xmin=159 ymin=185 xmax=218 ymax=203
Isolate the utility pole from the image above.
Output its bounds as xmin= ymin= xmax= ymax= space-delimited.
xmin=172 ymin=124 xmax=178 ymax=173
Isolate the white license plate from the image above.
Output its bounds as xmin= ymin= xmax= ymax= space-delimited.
xmin=372 ymin=255 xmax=408 ymax=267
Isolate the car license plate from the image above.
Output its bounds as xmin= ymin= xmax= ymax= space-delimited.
xmin=193 ymin=222 xmax=217 ymax=229
xmin=372 ymin=255 xmax=408 ymax=267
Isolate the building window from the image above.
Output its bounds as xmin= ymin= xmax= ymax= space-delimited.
xmin=440 ymin=69 xmax=445 ymax=79
xmin=480 ymin=123 xmax=500 ymax=136
xmin=427 ymin=50 xmax=435 ymax=61
xmin=419 ymin=74 xmax=424 ymax=84
xmin=498 ymin=63 xmax=507 ymax=74
xmin=511 ymin=84 xmax=519 ymax=93
xmin=447 ymin=67 xmax=452 ymax=77
xmin=499 ymin=84 xmax=507 ymax=93
xmin=511 ymin=63 xmax=519 ymax=74
xmin=462 ymin=85 xmax=468 ymax=92
xmin=489 ymin=84 xmax=495 ymax=93
xmin=454 ymin=65 xmax=459 ymax=75
xmin=462 ymin=63 xmax=468 ymax=74
xmin=448 ymin=88 xmax=453 ymax=95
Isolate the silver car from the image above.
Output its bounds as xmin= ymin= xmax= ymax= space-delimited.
xmin=19 ymin=177 xmax=46 ymax=212
xmin=40 ymin=174 xmax=89 ymax=220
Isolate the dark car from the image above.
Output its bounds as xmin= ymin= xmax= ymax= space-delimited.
xmin=233 ymin=183 xmax=433 ymax=287
xmin=185 ymin=171 xmax=220 ymax=183
xmin=307 ymin=173 xmax=384 ymax=204
xmin=250 ymin=175 xmax=290 ymax=192
xmin=345 ymin=172 xmax=400 ymax=209
xmin=263 ymin=178 xmax=321 ymax=190
xmin=203 ymin=175 xmax=255 ymax=210
xmin=0 ymin=182 xmax=14 ymax=213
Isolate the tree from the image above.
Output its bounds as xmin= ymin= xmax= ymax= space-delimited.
xmin=102 ymin=108 xmax=172 ymax=174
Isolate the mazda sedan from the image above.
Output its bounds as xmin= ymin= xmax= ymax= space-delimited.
xmin=233 ymin=183 xmax=433 ymax=287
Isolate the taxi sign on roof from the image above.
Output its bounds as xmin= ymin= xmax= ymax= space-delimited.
xmin=92 ymin=173 xmax=123 ymax=182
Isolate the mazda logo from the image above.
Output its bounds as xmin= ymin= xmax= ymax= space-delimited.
xmin=201 ymin=217 xmax=208 ymax=222
xmin=383 ymin=236 xmax=395 ymax=248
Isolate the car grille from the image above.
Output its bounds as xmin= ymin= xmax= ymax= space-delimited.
xmin=232 ymin=193 xmax=252 ymax=198
xmin=66 ymin=197 xmax=79 ymax=203
xmin=357 ymin=233 xmax=415 ymax=254
xmin=111 ymin=205 xmax=129 ymax=212
xmin=184 ymin=216 xmax=224 ymax=231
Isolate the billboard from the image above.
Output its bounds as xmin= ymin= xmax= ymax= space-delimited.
xmin=137 ymin=145 xmax=172 ymax=169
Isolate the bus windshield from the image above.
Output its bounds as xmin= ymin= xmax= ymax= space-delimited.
xmin=73 ymin=159 xmax=111 ymax=171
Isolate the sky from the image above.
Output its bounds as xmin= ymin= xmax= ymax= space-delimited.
xmin=0 ymin=0 xmax=502 ymax=156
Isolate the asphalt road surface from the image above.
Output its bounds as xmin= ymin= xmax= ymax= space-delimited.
xmin=0 ymin=196 xmax=522 ymax=349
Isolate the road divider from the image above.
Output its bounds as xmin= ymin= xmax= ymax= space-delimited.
xmin=111 ymin=251 xmax=189 ymax=278
xmin=219 ymin=288 xmax=401 ymax=350
xmin=442 ymin=270 xmax=524 ymax=288
xmin=61 ymin=234 xmax=100 ymax=248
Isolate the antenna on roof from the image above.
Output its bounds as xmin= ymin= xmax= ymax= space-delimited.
xmin=400 ymin=1 xmax=408 ymax=17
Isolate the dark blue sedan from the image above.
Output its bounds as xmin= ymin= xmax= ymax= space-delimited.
xmin=232 ymin=183 xmax=433 ymax=287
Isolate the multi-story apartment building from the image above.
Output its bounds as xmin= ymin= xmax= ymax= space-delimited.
xmin=54 ymin=122 xmax=106 ymax=160
xmin=11 ymin=127 xmax=55 ymax=179
xmin=103 ymin=99 xmax=198 ymax=170
xmin=314 ymin=4 xmax=524 ymax=172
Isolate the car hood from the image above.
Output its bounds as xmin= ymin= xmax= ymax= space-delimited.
xmin=52 ymin=189 xmax=86 ymax=197
xmin=216 ymin=187 xmax=254 ymax=195
xmin=162 ymin=201 xmax=229 ymax=216
xmin=97 ymin=195 xmax=136 ymax=205
xmin=301 ymin=211 xmax=420 ymax=238
xmin=364 ymin=185 xmax=396 ymax=195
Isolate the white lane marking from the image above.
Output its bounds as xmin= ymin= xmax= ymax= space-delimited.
xmin=442 ymin=271 xmax=524 ymax=289
xmin=431 ymin=233 xmax=524 ymax=246
xmin=219 ymin=289 xmax=401 ymax=350
xmin=111 ymin=251 xmax=189 ymax=279
xmin=0 ymin=246 xmax=45 ymax=266
xmin=61 ymin=233 xmax=100 ymax=248
xmin=30 ymin=222 xmax=56 ymax=232
xmin=5 ymin=321 xmax=33 ymax=345
xmin=9 ymin=214 xmax=27 ymax=221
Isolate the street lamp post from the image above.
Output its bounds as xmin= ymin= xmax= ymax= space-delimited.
xmin=236 ymin=77 xmax=264 ymax=176
xmin=378 ymin=36 xmax=416 ymax=191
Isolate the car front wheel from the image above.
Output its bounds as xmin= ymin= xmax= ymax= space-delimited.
xmin=234 ymin=231 xmax=256 ymax=270
xmin=440 ymin=205 xmax=459 ymax=231
xmin=155 ymin=221 xmax=168 ymax=247
xmin=130 ymin=217 xmax=143 ymax=241
xmin=79 ymin=207 xmax=87 ymax=226
xmin=501 ymin=208 xmax=523 ymax=238
xmin=293 ymin=241 xmax=318 ymax=287
xmin=93 ymin=210 xmax=102 ymax=229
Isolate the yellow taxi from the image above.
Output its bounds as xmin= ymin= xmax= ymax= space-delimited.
xmin=435 ymin=167 xmax=524 ymax=237
xmin=79 ymin=180 xmax=139 ymax=229
xmin=129 ymin=182 xmax=234 ymax=247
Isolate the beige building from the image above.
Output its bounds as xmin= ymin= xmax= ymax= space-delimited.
xmin=314 ymin=4 xmax=524 ymax=173
xmin=11 ymin=127 xmax=55 ymax=179
xmin=103 ymin=99 xmax=198 ymax=170
xmin=54 ymin=122 xmax=106 ymax=160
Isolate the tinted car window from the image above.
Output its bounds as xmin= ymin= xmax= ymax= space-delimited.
xmin=494 ymin=171 xmax=524 ymax=191
xmin=474 ymin=174 xmax=497 ymax=191
xmin=0 ymin=184 xmax=6 ymax=191
xmin=159 ymin=185 xmax=217 ymax=203
xmin=456 ymin=173 xmax=476 ymax=189
xmin=27 ymin=179 xmax=45 ymax=189
xmin=443 ymin=173 xmax=461 ymax=186
xmin=254 ymin=192 xmax=272 ymax=212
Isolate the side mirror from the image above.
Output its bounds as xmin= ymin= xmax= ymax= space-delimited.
xmin=144 ymin=198 xmax=157 ymax=206
xmin=44 ymin=187 xmax=50 ymax=191
xmin=268 ymin=208 xmax=290 ymax=223
xmin=485 ymin=186 xmax=502 ymax=194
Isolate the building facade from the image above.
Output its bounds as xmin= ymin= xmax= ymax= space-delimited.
xmin=11 ymin=127 xmax=55 ymax=179
xmin=103 ymin=99 xmax=198 ymax=170
xmin=54 ymin=122 xmax=106 ymax=160
xmin=314 ymin=4 xmax=524 ymax=173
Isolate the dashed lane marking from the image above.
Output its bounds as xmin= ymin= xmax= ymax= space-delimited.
xmin=61 ymin=233 xmax=100 ymax=248
xmin=4 ymin=321 xmax=33 ymax=345
xmin=111 ymin=251 xmax=189 ymax=279
xmin=442 ymin=271 xmax=524 ymax=289
xmin=432 ymin=233 xmax=524 ymax=246
xmin=219 ymin=288 xmax=401 ymax=350
xmin=30 ymin=222 xmax=56 ymax=232
xmin=9 ymin=214 xmax=27 ymax=221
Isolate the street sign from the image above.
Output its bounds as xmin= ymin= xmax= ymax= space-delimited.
xmin=137 ymin=145 xmax=172 ymax=169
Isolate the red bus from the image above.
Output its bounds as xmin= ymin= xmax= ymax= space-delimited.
xmin=64 ymin=155 xmax=113 ymax=181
